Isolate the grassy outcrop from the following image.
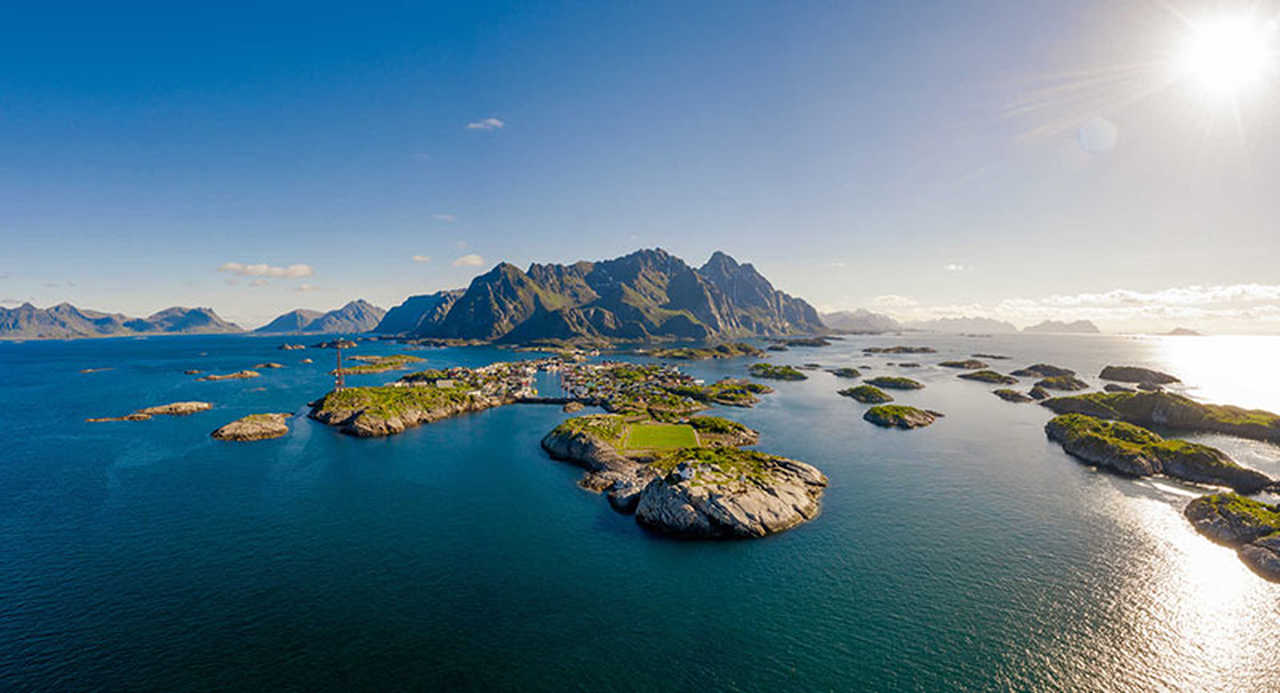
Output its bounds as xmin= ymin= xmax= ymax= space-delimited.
xmin=827 ymin=367 xmax=861 ymax=378
xmin=651 ymin=342 xmax=764 ymax=360
xmin=993 ymin=389 xmax=1033 ymax=403
xmin=864 ymin=376 xmax=923 ymax=390
xmin=1044 ymin=414 xmax=1273 ymax=492
xmin=332 ymin=353 xmax=425 ymax=375
xmin=863 ymin=346 xmax=936 ymax=354
xmin=1099 ymin=365 xmax=1179 ymax=384
xmin=1184 ymin=494 xmax=1280 ymax=582
xmin=748 ymin=363 xmax=808 ymax=381
xmin=663 ymin=378 xmax=773 ymax=407
xmin=1035 ymin=375 xmax=1089 ymax=391
xmin=957 ymin=370 xmax=1017 ymax=385
xmin=1010 ymin=364 xmax=1075 ymax=378
xmin=940 ymin=359 xmax=988 ymax=369
xmin=838 ymin=385 xmax=893 ymax=403
xmin=1042 ymin=391 xmax=1280 ymax=443
xmin=863 ymin=405 xmax=939 ymax=429
xmin=309 ymin=383 xmax=489 ymax=437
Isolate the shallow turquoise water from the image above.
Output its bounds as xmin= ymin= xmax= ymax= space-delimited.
xmin=1 ymin=333 xmax=1278 ymax=691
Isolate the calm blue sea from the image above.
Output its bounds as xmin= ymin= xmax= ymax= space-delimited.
xmin=2 ymin=333 xmax=1278 ymax=691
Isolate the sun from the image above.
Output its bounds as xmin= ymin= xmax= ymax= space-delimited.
xmin=1176 ymin=14 xmax=1278 ymax=98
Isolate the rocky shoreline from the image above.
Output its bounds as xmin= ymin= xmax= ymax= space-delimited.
xmin=540 ymin=414 xmax=826 ymax=538
xmin=1184 ymin=494 xmax=1280 ymax=582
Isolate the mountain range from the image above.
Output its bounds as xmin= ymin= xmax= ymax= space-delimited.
xmin=820 ymin=309 xmax=901 ymax=333
xmin=374 ymin=249 xmax=823 ymax=342
xmin=0 ymin=303 xmax=241 ymax=339
xmin=1022 ymin=319 xmax=1100 ymax=334
xmin=903 ymin=317 xmax=1020 ymax=334
xmin=255 ymin=300 xmax=386 ymax=334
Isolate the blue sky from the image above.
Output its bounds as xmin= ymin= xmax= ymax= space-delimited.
xmin=2 ymin=0 xmax=1279 ymax=331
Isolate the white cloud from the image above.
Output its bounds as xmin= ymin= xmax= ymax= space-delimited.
xmin=249 ymin=279 xmax=270 ymax=287
xmin=295 ymin=284 xmax=316 ymax=293
xmin=872 ymin=294 xmax=920 ymax=308
xmin=453 ymin=254 xmax=485 ymax=268
xmin=944 ymin=263 xmax=966 ymax=272
xmin=867 ymin=282 xmax=1280 ymax=333
xmin=412 ymin=255 xmax=432 ymax=263
xmin=433 ymin=214 xmax=457 ymax=222
xmin=218 ymin=262 xmax=314 ymax=279
xmin=465 ymin=117 xmax=504 ymax=131
xmin=1 ymin=297 xmax=20 ymax=305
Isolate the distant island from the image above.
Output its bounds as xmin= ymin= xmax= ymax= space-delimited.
xmin=820 ymin=309 xmax=900 ymax=333
xmin=903 ymin=316 xmax=1019 ymax=334
xmin=0 ymin=303 xmax=241 ymax=340
xmin=1022 ymin=319 xmax=1101 ymax=334
xmin=255 ymin=300 xmax=386 ymax=334
xmin=1163 ymin=327 xmax=1202 ymax=336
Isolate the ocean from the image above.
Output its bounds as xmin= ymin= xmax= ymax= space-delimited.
xmin=2 ymin=333 xmax=1278 ymax=691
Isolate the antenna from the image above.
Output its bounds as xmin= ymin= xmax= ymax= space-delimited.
xmin=335 ymin=339 xmax=346 ymax=391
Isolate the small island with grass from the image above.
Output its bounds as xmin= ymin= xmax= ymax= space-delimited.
xmin=864 ymin=376 xmax=924 ymax=390
xmin=1041 ymin=391 xmax=1280 ymax=443
xmin=649 ymin=342 xmax=764 ymax=360
xmin=863 ymin=405 xmax=940 ymax=429
xmin=541 ymin=413 xmax=826 ymax=538
xmin=1045 ymin=413 xmax=1274 ymax=492
xmin=87 ymin=401 xmax=213 ymax=423
xmin=940 ymin=359 xmax=988 ymax=370
xmin=839 ymin=385 xmax=894 ymax=403
xmin=332 ymin=353 xmax=426 ymax=375
xmin=864 ymin=345 xmax=937 ymax=354
xmin=957 ymin=370 xmax=1018 ymax=385
xmin=827 ymin=367 xmax=861 ymax=378
xmin=1035 ymin=375 xmax=1089 ymax=391
xmin=748 ymin=363 xmax=808 ymax=381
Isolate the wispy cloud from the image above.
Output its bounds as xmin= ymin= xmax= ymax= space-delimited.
xmin=453 ymin=254 xmax=485 ymax=268
xmin=863 ymin=283 xmax=1280 ymax=333
xmin=944 ymin=263 xmax=966 ymax=272
xmin=433 ymin=213 xmax=456 ymax=222
xmin=412 ymin=255 xmax=432 ymax=263
xmin=465 ymin=117 xmax=504 ymax=131
xmin=295 ymin=284 xmax=316 ymax=293
xmin=249 ymin=278 xmax=270 ymax=287
xmin=1 ymin=297 xmax=20 ymax=305
xmin=218 ymin=262 xmax=313 ymax=278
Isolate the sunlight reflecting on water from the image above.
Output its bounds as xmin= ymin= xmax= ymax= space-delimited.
xmin=1152 ymin=336 xmax=1280 ymax=411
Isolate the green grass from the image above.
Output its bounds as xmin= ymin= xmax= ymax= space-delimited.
xmin=649 ymin=446 xmax=776 ymax=484
xmin=553 ymin=414 xmax=628 ymax=446
xmin=314 ymin=384 xmax=472 ymax=420
xmin=1044 ymin=391 xmax=1280 ymax=433
xmin=624 ymin=422 xmax=698 ymax=450
xmin=334 ymin=354 xmax=426 ymax=375
xmin=956 ymin=370 xmax=1017 ymax=385
xmin=827 ymin=367 xmax=861 ymax=378
xmin=838 ymin=385 xmax=893 ymax=403
xmin=748 ymin=363 xmax=808 ymax=381
xmin=687 ymin=416 xmax=751 ymax=435
xmin=1035 ymin=375 xmax=1089 ymax=391
xmin=1197 ymin=493 xmax=1280 ymax=531
xmin=864 ymin=376 xmax=924 ymax=390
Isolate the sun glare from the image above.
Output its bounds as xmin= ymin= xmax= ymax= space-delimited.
xmin=1177 ymin=14 xmax=1277 ymax=97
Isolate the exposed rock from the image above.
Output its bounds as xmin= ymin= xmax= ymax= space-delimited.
xmin=79 ymin=367 xmax=113 ymax=374
xmin=1138 ymin=382 xmax=1163 ymax=392
xmin=939 ymin=359 xmax=988 ymax=369
xmin=864 ymin=376 xmax=924 ymax=390
xmin=211 ymin=413 xmax=290 ymax=441
xmin=1184 ymin=494 xmax=1280 ymax=582
xmin=1034 ymin=375 xmax=1090 ymax=391
xmin=301 ymin=358 xmax=314 ymax=364
xmin=1028 ymin=385 xmax=1050 ymax=400
xmin=1104 ymin=383 xmax=1134 ymax=393
xmin=838 ymin=385 xmax=893 ymax=404
xmin=1010 ymin=363 xmax=1075 ymax=378
xmin=827 ymin=367 xmax=861 ymax=378
xmin=864 ymin=405 xmax=938 ymax=429
xmin=1045 ymin=414 xmax=1273 ymax=492
xmin=993 ymin=389 xmax=1033 ymax=403
xmin=309 ymin=385 xmax=502 ymax=437
xmin=87 ymin=401 xmax=212 ymax=422
xmin=253 ymin=362 xmax=285 ymax=369
xmin=634 ymin=452 xmax=827 ymax=538
xmin=279 ymin=343 xmax=306 ymax=350
xmin=562 ymin=401 xmax=585 ymax=413
xmin=863 ymin=345 xmax=937 ymax=354
xmin=1099 ymin=365 xmax=1179 ymax=385
xmin=957 ymin=370 xmax=1018 ymax=385
xmin=184 ymin=369 xmax=202 ymax=375
xmin=747 ymin=363 xmax=807 ymax=381
xmin=972 ymin=353 xmax=1011 ymax=360
xmin=197 ymin=370 xmax=261 ymax=382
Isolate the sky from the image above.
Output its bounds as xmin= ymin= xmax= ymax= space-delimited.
xmin=2 ymin=0 xmax=1279 ymax=332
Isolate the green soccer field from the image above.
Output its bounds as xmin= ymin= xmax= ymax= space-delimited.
xmin=623 ymin=423 xmax=698 ymax=450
